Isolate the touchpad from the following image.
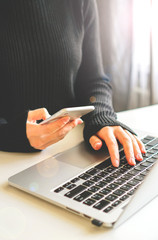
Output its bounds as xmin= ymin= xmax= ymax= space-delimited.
xmin=54 ymin=142 xmax=109 ymax=169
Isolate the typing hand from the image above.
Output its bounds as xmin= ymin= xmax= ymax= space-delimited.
xmin=26 ymin=108 xmax=83 ymax=150
xmin=89 ymin=126 xmax=146 ymax=167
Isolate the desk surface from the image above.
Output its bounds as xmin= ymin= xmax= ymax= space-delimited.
xmin=0 ymin=105 xmax=158 ymax=240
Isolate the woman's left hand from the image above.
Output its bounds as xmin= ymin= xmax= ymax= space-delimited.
xmin=89 ymin=126 xmax=146 ymax=167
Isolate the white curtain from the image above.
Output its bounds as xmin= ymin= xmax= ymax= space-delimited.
xmin=97 ymin=0 xmax=133 ymax=111
xmin=151 ymin=0 xmax=158 ymax=104
xmin=97 ymin=0 xmax=158 ymax=111
xmin=129 ymin=0 xmax=158 ymax=108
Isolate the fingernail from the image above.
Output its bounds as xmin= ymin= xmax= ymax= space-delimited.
xmin=136 ymin=153 xmax=143 ymax=161
xmin=129 ymin=157 xmax=136 ymax=165
xmin=114 ymin=160 xmax=119 ymax=168
xmin=76 ymin=119 xmax=83 ymax=125
xmin=141 ymin=147 xmax=146 ymax=154
xmin=94 ymin=142 xmax=101 ymax=150
xmin=73 ymin=119 xmax=83 ymax=126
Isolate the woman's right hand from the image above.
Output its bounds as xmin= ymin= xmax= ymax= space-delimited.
xmin=26 ymin=108 xmax=83 ymax=150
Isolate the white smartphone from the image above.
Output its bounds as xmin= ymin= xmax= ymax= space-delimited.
xmin=40 ymin=106 xmax=95 ymax=125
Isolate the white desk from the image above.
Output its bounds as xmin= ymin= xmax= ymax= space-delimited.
xmin=0 ymin=105 xmax=158 ymax=240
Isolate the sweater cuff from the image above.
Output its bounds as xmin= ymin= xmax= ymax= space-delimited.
xmin=83 ymin=111 xmax=137 ymax=145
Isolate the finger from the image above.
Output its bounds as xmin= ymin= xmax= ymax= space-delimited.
xmin=40 ymin=116 xmax=71 ymax=134
xmin=133 ymin=135 xmax=146 ymax=154
xmin=55 ymin=118 xmax=83 ymax=135
xmin=37 ymin=118 xmax=83 ymax=149
xmin=97 ymin=127 xmax=120 ymax=167
xmin=28 ymin=108 xmax=50 ymax=122
xmin=114 ymin=127 xmax=136 ymax=166
xmin=125 ymin=130 xmax=143 ymax=162
xmin=89 ymin=135 xmax=102 ymax=150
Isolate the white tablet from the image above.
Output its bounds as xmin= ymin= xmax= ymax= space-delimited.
xmin=40 ymin=106 xmax=95 ymax=125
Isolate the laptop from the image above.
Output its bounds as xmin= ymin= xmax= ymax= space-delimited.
xmin=8 ymin=130 xmax=158 ymax=228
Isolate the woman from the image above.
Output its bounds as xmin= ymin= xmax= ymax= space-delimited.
xmin=0 ymin=0 xmax=145 ymax=167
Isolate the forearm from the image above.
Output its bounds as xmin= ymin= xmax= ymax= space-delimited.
xmin=79 ymin=78 xmax=136 ymax=144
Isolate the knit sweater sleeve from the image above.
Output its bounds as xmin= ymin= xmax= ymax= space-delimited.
xmin=0 ymin=112 xmax=39 ymax=152
xmin=74 ymin=0 xmax=136 ymax=145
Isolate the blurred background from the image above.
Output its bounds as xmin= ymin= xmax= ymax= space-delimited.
xmin=97 ymin=0 xmax=158 ymax=111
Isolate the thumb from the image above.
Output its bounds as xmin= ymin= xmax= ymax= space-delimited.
xmin=89 ymin=135 xmax=102 ymax=150
xmin=27 ymin=108 xmax=50 ymax=122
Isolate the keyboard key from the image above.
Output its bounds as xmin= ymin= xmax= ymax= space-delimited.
xmin=105 ymin=194 xmax=118 ymax=202
xmin=88 ymin=186 xmax=100 ymax=193
xmin=147 ymin=138 xmax=158 ymax=146
xmin=97 ymin=171 xmax=109 ymax=177
xmin=144 ymin=153 xmax=153 ymax=158
xmin=83 ymin=198 xmax=96 ymax=206
xmin=142 ymin=139 xmax=150 ymax=144
xmin=128 ymin=169 xmax=139 ymax=176
xmin=135 ymin=165 xmax=146 ymax=171
xmin=107 ymin=183 xmax=118 ymax=190
xmin=143 ymin=136 xmax=155 ymax=140
xmin=140 ymin=161 xmax=153 ymax=167
xmin=141 ymin=138 xmax=154 ymax=144
xmin=153 ymin=153 xmax=158 ymax=159
xmin=66 ymin=184 xmax=76 ymax=190
xmin=93 ymin=200 xmax=109 ymax=210
xmin=124 ymin=164 xmax=134 ymax=170
xmin=128 ymin=189 xmax=136 ymax=195
xmin=110 ymin=172 xmax=122 ymax=178
xmin=95 ymin=158 xmax=111 ymax=170
xmin=146 ymin=166 xmax=153 ymax=171
xmin=153 ymin=146 xmax=158 ymax=150
xmin=120 ymin=184 xmax=132 ymax=191
xmin=86 ymin=168 xmax=100 ymax=175
xmin=119 ymin=166 xmax=128 ymax=173
xmin=134 ymin=174 xmax=145 ymax=181
xmin=106 ymin=167 xmax=116 ymax=173
xmin=99 ymin=188 xmax=111 ymax=195
xmin=103 ymin=206 xmax=113 ymax=213
xmin=64 ymin=185 xmax=86 ymax=198
xmin=104 ymin=176 xmax=114 ymax=183
xmin=120 ymin=194 xmax=130 ymax=201
xmin=141 ymin=170 xmax=148 ymax=176
xmin=79 ymin=173 xmax=91 ymax=180
xmin=147 ymin=158 xmax=157 ymax=163
xmin=91 ymin=193 xmax=104 ymax=201
xmin=95 ymin=181 xmax=107 ymax=188
xmin=147 ymin=149 xmax=158 ymax=154
xmin=83 ymin=180 xmax=94 ymax=187
xmin=113 ymin=189 xmax=125 ymax=196
xmin=74 ymin=191 xmax=92 ymax=202
xmin=144 ymin=145 xmax=152 ymax=151
xmin=142 ymin=155 xmax=149 ymax=161
xmin=71 ymin=177 xmax=80 ymax=183
xmin=54 ymin=187 xmax=64 ymax=193
xmin=120 ymin=158 xmax=127 ymax=166
xmin=128 ymin=179 xmax=140 ymax=186
xmin=117 ymin=168 xmax=128 ymax=174
xmin=112 ymin=200 xmax=122 ymax=207
xmin=121 ymin=173 xmax=133 ymax=180
xmin=90 ymin=176 xmax=102 ymax=182
xmin=63 ymin=182 xmax=71 ymax=188
xmin=114 ymin=178 xmax=126 ymax=185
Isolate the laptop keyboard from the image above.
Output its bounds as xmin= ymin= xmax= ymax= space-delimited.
xmin=54 ymin=136 xmax=158 ymax=213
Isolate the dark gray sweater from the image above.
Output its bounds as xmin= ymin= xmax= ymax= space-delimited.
xmin=0 ymin=0 xmax=134 ymax=152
